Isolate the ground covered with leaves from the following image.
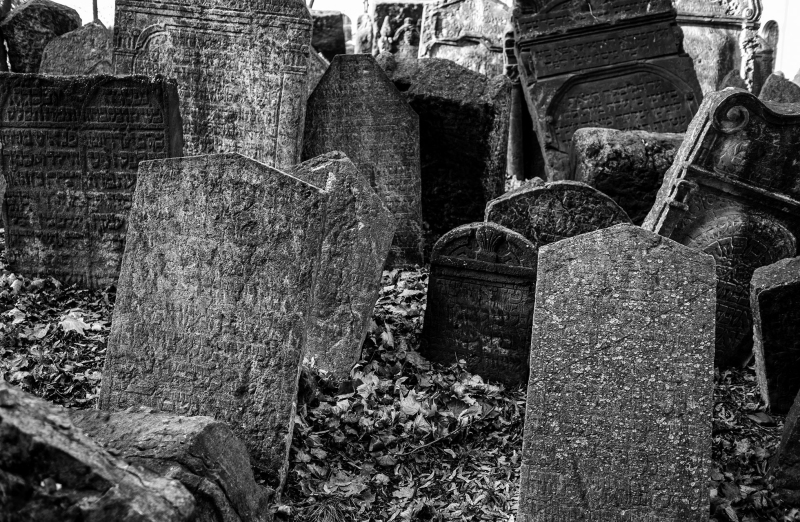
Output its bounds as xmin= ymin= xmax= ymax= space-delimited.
xmin=0 ymin=230 xmax=797 ymax=521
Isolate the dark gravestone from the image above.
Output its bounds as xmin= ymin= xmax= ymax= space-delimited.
xmin=752 ymin=257 xmax=800 ymax=414
xmin=514 ymin=0 xmax=703 ymax=179
xmin=113 ymin=0 xmax=312 ymax=170
xmin=771 ymin=389 xmax=800 ymax=505
xmin=39 ymin=21 xmax=113 ymax=76
xmin=421 ymin=222 xmax=538 ymax=385
xmin=644 ymin=90 xmax=800 ymax=368
xmin=292 ymin=152 xmax=395 ymax=378
xmin=519 ymin=224 xmax=716 ymax=522
xmin=303 ymin=54 xmax=423 ymax=266
xmin=0 ymin=74 xmax=183 ymax=289
xmin=760 ymin=73 xmax=800 ymax=104
xmin=98 ymin=154 xmax=327 ymax=490
xmin=0 ymin=0 xmax=81 ymax=73
xmin=311 ymin=10 xmax=347 ymax=61
xmin=569 ymin=128 xmax=685 ymax=224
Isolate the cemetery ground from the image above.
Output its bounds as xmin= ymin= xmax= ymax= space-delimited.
xmin=0 ymin=228 xmax=796 ymax=522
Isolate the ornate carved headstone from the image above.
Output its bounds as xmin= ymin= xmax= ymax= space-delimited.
xmin=99 ymin=154 xmax=327 ymax=490
xmin=519 ymin=224 xmax=716 ymax=522
xmin=292 ymin=152 xmax=395 ymax=378
xmin=303 ymin=54 xmax=423 ymax=266
xmin=0 ymin=74 xmax=182 ymax=289
xmin=311 ymin=10 xmax=347 ymax=61
xmin=112 ymin=0 xmax=312 ymax=170
xmin=760 ymin=73 xmax=800 ymax=104
xmin=752 ymin=256 xmax=800 ymax=414
xmin=514 ymin=0 xmax=703 ymax=179
xmin=644 ymin=90 xmax=800 ymax=368
xmin=421 ymin=222 xmax=538 ymax=385
xmin=39 ymin=21 xmax=113 ymax=76
xmin=372 ymin=0 xmax=424 ymax=54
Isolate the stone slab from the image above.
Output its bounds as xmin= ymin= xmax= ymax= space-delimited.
xmin=760 ymin=73 xmax=800 ymax=104
xmin=771 ymin=389 xmax=800 ymax=505
xmin=39 ymin=21 xmax=113 ymax=76
xmin=312 ymin=10 xmax=347 ymax=61
xmin=372 ymin=0 xmax=424 ymax=55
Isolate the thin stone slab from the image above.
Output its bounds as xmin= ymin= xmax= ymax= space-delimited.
xmin=644 ymin=90 xmax=800 ymax=368
xmin=760 ymin=73 xmax=800 ymax=104
xmin=421 ymin=222 xmax=538 ymax=385
xmin=752 ymin=257 xmax=800 ymax=414
xmin=312 ymin=10 xmax=346 ymax=61
xmin=113 ymin=0 xmax=312 ymax=170
xmin=39 ymin=21 xmax=113 ymax=76
xmin=292 ymin=151 xmax=395 ymax=378
xmin=771 ymin=389 xmax=800 ymax=505
xmin=519 ymin=224 xmax=716 ymax=522
xmin=98 ymin=154 xmax=327 ymax=490
xmin=303 ymin=54 xmax=423 ymax=266
xmin=307 ymin=48 xmax=330 ymax=98
xmin=0 ymin=73 xmax=183 ymax=289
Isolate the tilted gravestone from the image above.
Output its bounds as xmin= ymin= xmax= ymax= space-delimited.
xmin=303 ymin=54 xmax=423 ymax=266
xmin=98 ymin=154 xmax=327 ymax=490
xmin=771 ymin=389 xmax=800 ymax=505
xmin=644 ymin=90 xmax=800 ymax=368
xmin=513 ymin=0 xmax=703 ymax=179
xmin=307 ymin=48 xmax=329 ymax=99
xmin=752 ymin=256 xmax=800 ymax=414
xmin=0 ymin=74 xmax=182 ymax=289
xmin=39 ymin=21 xmax=113 ymax=76
xmin=519 ymin=224 xmax=716 ymax=522
xmin=760 ymin=73 xmax=800 ymax=104
xmin=421 ymin=222 xmax=538 ymax=385
xmin=112 ymin=0 xmax=312 ymax=170
xmin=292 ymin=151 xmax=395 ymax=378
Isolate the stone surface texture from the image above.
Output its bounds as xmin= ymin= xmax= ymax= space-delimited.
xmin=772 ymin=389 xmax=800 ymax=505
xmin=113 ymin=0 xmax=312 ymax=170
xmin=71 ymin=408 xmax=273 ymax=522
xmin=38 ymin=21 xmax=112 ymax=75
xmin=644 ymin=90 xmax=800 ymax=368
xmin=311 ymin=10 xmax=346 ymax=61
xmin=760 ymin=73 xmax=800 ymax=104
xmin=751 ymin=256 xmax=800 ymax=414
xmin=0 ymin=73 xmax=183 ymax=289
xmin=307 ymin=48 xmax=329 ymax=98
xmin=720 ymin=70 xmax=749 ymax=91
xmin=372 ymin=0 xmax=424 ymax=55
xmin=568 ymin=127 xmax=685 ymax=224
xmin=98 ymin=154 xmax=327 ymax=490
xmin=421 ymin=222 xmax=538 ymax=385
xmin=292 ymin=151 xmax=395 ymax=378
xmin=519 ymin=224 xmax=716 ymax=522
xmin=303 ymin=54 xmax=423 ymax=266
xmin=0 ymin=382 xmax=195 ymax=521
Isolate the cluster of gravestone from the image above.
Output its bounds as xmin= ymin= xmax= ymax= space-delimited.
xmin=1 ymin=0 xmax=800 ymax=520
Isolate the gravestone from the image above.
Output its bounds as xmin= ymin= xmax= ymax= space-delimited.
xmin=771 ymin=389 xmax=800 ymax=505
xmin=292 ymin=151 xmax=395 ymax=377
xmin=98 ymin=154 xmax=327 ymax=490
xmin=303 ymin=54 xmax=423 ymax=266
xmin=39 ymin=21 xmax=113 ymax=76
xmin=372 ymin=0 xmax=424 ymax=54
xmin=312 ymin=10 xmax=347 ymax=61
xmin=0 ymin=73 xmax=183 ymax=289
xmin=760 ymin=73 xmax=800 ymax=104
xmin=484 ymin=180 xmax=632 ymax=246
xmin=307 ymin=48 xmax=330 ymax=98
xmin=752 ymin=256 xmax=800 ymax=414
xmin=421 ymin=222 xmax=538 ymax=385
xmin=112 ymin=0 xmax=312 ymax=170
xmin=644 ymin=89 xmax=800 ymax=367
xmin=514 ymin=0 xmax=703 ymax=179
xmin=720 ymin=70 xmax=749 ymax=91
xmin=419 ymin=0 xmax=509 ymax=76
xmin=519 ymin=224 xmax=716 ymax=522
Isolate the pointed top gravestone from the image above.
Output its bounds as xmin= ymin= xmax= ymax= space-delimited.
xmin=39 ymin=21 xmax=112 ymax=76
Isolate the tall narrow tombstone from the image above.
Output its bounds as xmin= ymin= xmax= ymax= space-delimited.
xmin=0 ymin=73 xmax=183 ymax=289
xmin=421 ymin=222 xmax=538 ymax=385
xmin=39 ymin=21 xmax=113 ymax=76
xmin=771 ymin=389 xmax=800 ymax=505
xmin=112 ymin=0 xmax=312 ymax=170
xmin=519 ymin=224 xmax=716 ymax=522
xmin=752 ymin=257 xmax=800 ymax=414
xmin=303 ymin=54 xmax=423 ymax=266
xmin=98 ymin=154 xmax=327 ymax=490
xmin=644 ymin=90 xmax=800 ymax=367
xmin=292 ymin=151 xmax=395 ymax=378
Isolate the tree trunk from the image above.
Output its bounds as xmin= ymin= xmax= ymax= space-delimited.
xmin=93 ymin=0 xmax=98 ymax=22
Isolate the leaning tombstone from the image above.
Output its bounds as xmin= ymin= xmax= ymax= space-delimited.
xmin=98 ymin=153 xmax=327 ymax=491
xmin=771 ymin=389 xmax=800 ymax=505
xmin=421 ymin=222 xmax=538 ymax=385
xmin=519 ymin=224 xmax=716 ymax=522
xmin=760 ymin=73 xmax=800 ymax=104
xmin=0 ymin=73 xmax=183 ymax=289
xmin=303 ymin=54 xmax=423 ymax=266
xmin=292 ymin=152 xmax=395 ymax=378
xmin=112 ymin=0 xmax=311 ymax=169
xmin=752 ymin=257 xmax=800 ymax=414
xmin=39 ymin=21 xmax=113 ymax=75
xmin=312 ymin=10 xmax=347 ymax=61
xmin=644 ymin=89 xmax=800 ymax=368
xmin=307 ymin=48 xmax=330 ymax=98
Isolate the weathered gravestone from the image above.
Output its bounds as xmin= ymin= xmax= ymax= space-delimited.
xmin=771 ymin=390 xmax=800 ymax=505
xmin=760 ymin=73 xmax=800 ymax=104
xmin=752 ymin=256 xmax=800 ymax=414
xmin=39 ymin=21 xmax=113 ymax=76
xmin=292 ymin=151 xmax=395 ymax=378
xmin=421 ymin=222 xmax=538 ymax=385
xmin=303 ymin=54 xmax=423 ymax=266
xmin=98 ymin=154 xmax=327 ymax=490
xmin=0 ymin=73 xmax=183 ymax=289
xmin=312 ymin=10 xmax=347 ymax=61
xmin=372 ymin=0 xmax=424 ymax=54
xmin=307 ymin=48 xmax=330 ymax=98
xmin=644 ymin=89 xmax=800 ymax=368
xmin=112 ymin=0 xmax=312 ymax=170
xmin=418 ymin=0 xmax=509 ymax=76
xmin=519 ymin=224 xmax=716 ymax=522
xmin=720 ymin=70 xmax=749 ymax=91
xmin=513 ymin=0 xmax=703 ymax=179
